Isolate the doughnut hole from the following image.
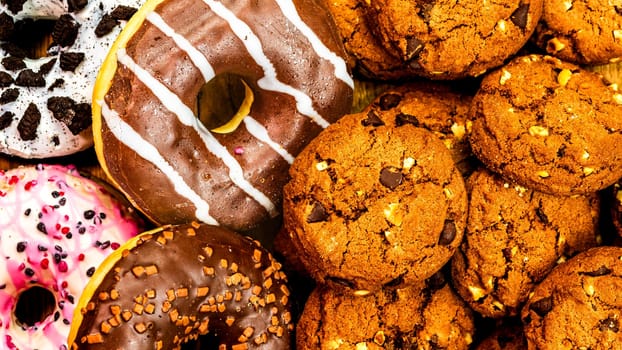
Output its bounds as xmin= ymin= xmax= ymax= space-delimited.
xmin=14 ymin=286 xmax=56 ymax=327
xmin=197 ymin=72 xmax=253 ymax=133
xmin=3 ymin=19 xmax=55 ymax=58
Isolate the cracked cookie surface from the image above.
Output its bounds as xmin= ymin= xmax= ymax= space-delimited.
xmin=283 ymin=111 xmax=467 ymax=292
xmin=533 ymin=0 xmax=622 ymax=65
xmin=469 ymin=54 xmax=622 ymax=195
xmin=359 ymin=0 xmax=543 ymax=79
xmin=521 ymin=246 xmax=622 ymax=349
xmin=451 ymin=168 xmax=601 ymax=319
xmin=296 ymin=272 xmax=475 ymax=349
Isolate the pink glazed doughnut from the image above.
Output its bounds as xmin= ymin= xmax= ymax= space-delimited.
xmin=0 ymin=164 xmax=142 ymax=349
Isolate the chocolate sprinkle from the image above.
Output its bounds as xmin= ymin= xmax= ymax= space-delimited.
xmin=580 ymin=265 xmax=612 ymax=277
xmin=16 ymin=241 xmax=26 ymax=252
xmin=0 ymin=71 xmax=13 ymax=87
xmin=15 ymin=69 xmax=45 ymax=87
xmin=0 ymin=12 xmax=14 ymax=40
xmin=530 ymin=296 xmax=553 ymax=317
xmin=377 ymin=93 xmax=402 ymax=110
xmin=361 ymin=110 xmax=385 ymax=127
xmin=94 ymin=13 xmax=118 ymax=37
xmin=0 ymin=112 xmax=14 ymax=130
xmin=510 ymin=3 xmax=530 ymax=30
xmin=47 ymin=96 xmax=92 ymax=135
xmin=379 ymin=166 xmax=403 ymax=190
xmin=2 ymin=56 xmax=25 ymax=71
xmin=52 ymin=14 xmax=80 ymax=47
xmin=395 ymin=113 xmax=420 ymax=127
xmin=438 ymin=220 xmax=457 ymax=245
xmin=110 ymin=5 xmax=138 ymax=20
xmin=306 ymin=200 xmax=328 ymax=223
xmin=59 ymin=52 xmax=85 ymax=72
xmin=0 ymin=88 xmax=18 ymax=104
xmin=17 ymin=103 xmax=41 ymax=141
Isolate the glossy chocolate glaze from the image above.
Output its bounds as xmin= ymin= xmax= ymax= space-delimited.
xmin=97 ymin=0 xmax=353 ymax=231
xmin=70 ymin=223 xmax=293 ymax=349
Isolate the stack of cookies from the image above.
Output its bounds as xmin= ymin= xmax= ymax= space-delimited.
xmin=276 ymin=1 xmax=622 ymax=348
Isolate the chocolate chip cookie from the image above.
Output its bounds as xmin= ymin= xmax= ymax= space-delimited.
xmin=283 ymin=111 xmax=468 ymax=292
xmin=451 ymin=168 xmax=601 ymax=319
xmin=469 ymin=54 xmax=622 ymax=195
xmin=521 ymin=246 xmax=622 ymax=349
xmin=296 ymin=271 xmax=476 ymax=349
xmin=360 ymin=0 xmax=543 ymax=79
xmin=533 ymin=0 xmax=622 ymax=65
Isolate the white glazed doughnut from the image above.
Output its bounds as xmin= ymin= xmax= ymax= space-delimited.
xmin=0 ymin=0 xmax=144 ymax=158
xmin=0 ymin=164 xmax=143 ymax=349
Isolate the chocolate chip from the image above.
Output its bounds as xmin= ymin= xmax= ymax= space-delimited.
xmin=0 ymin=71 xmax=13 ymax=87
xmin=377 ymin=93 xmax=402 ymax=110
xmin=380 ymin=166 xmax=403 ymax=190
xmin=1 ymin=56 xmax=24 ymax=71
xmin=306 ymin=201 xmax=328 ymax=223
xmin=95 ymin=13 xmax=118 ymax=37
xmin=384 ymin=274 xmax=405 ymax=287
xmin=3 ymin=0 xmax=27 ymax=14
xmin=110 ymin=5 xmax=138 ymax=20
xmin=438 ymin=220 xmax=457 ymax=245
xmin=405 ymin=36 xmax=424 ymax=60
xmin=395 ymin=113 xmax=420 ymax=127
xmin=17 ymin=103 xmax=41 ymax=141
xmin=530 ymin=296 xmax=553 ymax=317
xmin=510 ymin=3 xmax=530 ymax=30
xmin=15 ymin=69 xmax=45 ymax=87
xmin=52 ymin=14 xmax=80 ymax=47
xmin=581 ymin=265 xmax=612 ymax=277
xmin=599 ymin=317 xmax=620 ymax=333
xmin=0 ymin=88 xmax=18 ymax=104
xmin=59 ymin=52 xmax=84 ymax=71
xmin=47 ymin=96 xmax=92 ymax=135
xmin=535 ymin=207 xmax=549 ymax=224
xmin=67 ymin=0 xmax=88 ymax=12
xmin=0 ymin=112 xmax=14 ymax=130
xmin=326 ymin=276 xmax=355 ymax=289
xmin=361 ymin=110 xmax=385 ymax=127
xmin=16 ymin=241 xmax=26 ymax=252
xmin=0 ymin=12 xmax=14 ymax=40
xmin=425 ymin=270 xmax=447 ymax=291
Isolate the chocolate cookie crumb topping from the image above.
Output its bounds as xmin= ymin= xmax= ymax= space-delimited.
xmin=67 ymin=0 xmax=88 ymax=12
xmin=0 ymin=12 xmax=14 ymax=40
xmin=17 ymin=103 xmax=41 ymax=141
xmin=0 ymin=71 xmax=12 ymax=87
xmin=15 ymin=69 xmax=45 ymax=87
xmin=3 ymin=0 xmax=26 ymax=14
xmin=0 ymin=87 xmax=18 ymax=104
xmin=60 ymin=52 xmax=85 ymax=72
xmin=0 ymin=111 xmax=14 ymax=130
xmin=1 ymin=56 xmax=25 ymax=71
xmin=110 ymin=5 xmax=137 ymax=20
xmin=47 ymin=97 xmax=92 ymax=135
xmin=94 ymin=14 xmax=118 ymax=37
xmin=52 ymin=14 xmax=80 ymax=47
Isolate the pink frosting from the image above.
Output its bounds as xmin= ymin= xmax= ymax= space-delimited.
xmin=0 ymin=164 xmax=142 ymax=349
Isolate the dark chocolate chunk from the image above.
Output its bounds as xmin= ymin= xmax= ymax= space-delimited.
xmin=52 ymin=14 xmax=80 ymax=47
xmin=377 ymin=93 xmax=402 ymax=110
xmin=59 ymin=52 xmax=84 ymax=71
xmin=3 ymin=0 xmax=27 ymax=14
xmin=47 ymin=96 xmax=92 ymax=135
xmin=530 ymin=296 xmax=553 ymax=317
xmin=0 ymin=12 xmax=14 ymax=40
xmin=94 ymin=13 xmax=118 ymax=37
xmin=510 ymin=3 xmax=530 ymax=30
xmin=361 ymin=110 xmax=385 ymax=127
xmin=599 ymin=317 xmax=620 ymax=333
xmin=379 ymin=166 xmax=403 ymax=190
xmin=1 ymin=56 xmax=25 ymax=71
xmin=580 ymin=265 xmax=613 ymax=277
xmin=15 ymin=69 xmax=45 ymax=87
xmin=0 ymin=71 xmax=13 ymax=87
xmin=438 ymin=220 xmax=457 ymax=245
xmin=0 ymin=87 xmax=18 ymax=104
xmin=395 ymin=113 xmax=420 ymax=127
xmin=17 ymin=103 xmax=41 ymax=141
xmin=306 ymin=200 xmax=328 ymax=223
xmin=110 ymin=5 xmax=137 ymax=20
xmin=67 ymin=0 xmax=88 ymax=12
xmin=0 ymin=111 xmax=14 ymax=130
xmin=405 ymin=36 xmax=424 ymax=60
xmin=425 ymin=270 xmax=447 ymax=291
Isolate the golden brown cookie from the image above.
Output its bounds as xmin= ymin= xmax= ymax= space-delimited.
xmin=451 ymin=168 xmax=601 ymax=319
xmin=283 ymin=111 xmax=468 ymax=292
xmin=365 ymin=81 xmax=478 ymax=176
xmin=469 ymin=54 xmax=622 ymax=195
xmin=533 ymin=0 xmax=622 ymax=65
xmin=360 ymin=0 xmax=543 ymax=79
xmin=296 ymin=272 xmax=476 ymax=349
xmin=521 ymin=246 xmax=622 ymax=349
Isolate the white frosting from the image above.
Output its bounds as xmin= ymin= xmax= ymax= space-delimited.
xmin=243 ymin=116 xmax=295 ymax=164
xmin=0 ymin=0 xmax=145 ymax=158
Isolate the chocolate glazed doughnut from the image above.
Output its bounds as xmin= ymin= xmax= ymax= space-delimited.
xmin=68 ymin=222 xmax=293 ymax=349
xmin=92 ymin=0 xmax=354 ymax=231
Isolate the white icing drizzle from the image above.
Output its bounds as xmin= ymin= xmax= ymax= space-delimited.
xmin=146 ymin=12 xmax=215 ymax=82
xmin=273 ymin=0 xmax=354 ymax=89
xmin=243 ymin=116 xmax=295 ymax=164
xmin=115 ymin=49 xmax=279 ymax=218
xmin=100 ymin=101 xmax=218 ymax=225
xmin=201 ymin=0 xmax=331 ymax=128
